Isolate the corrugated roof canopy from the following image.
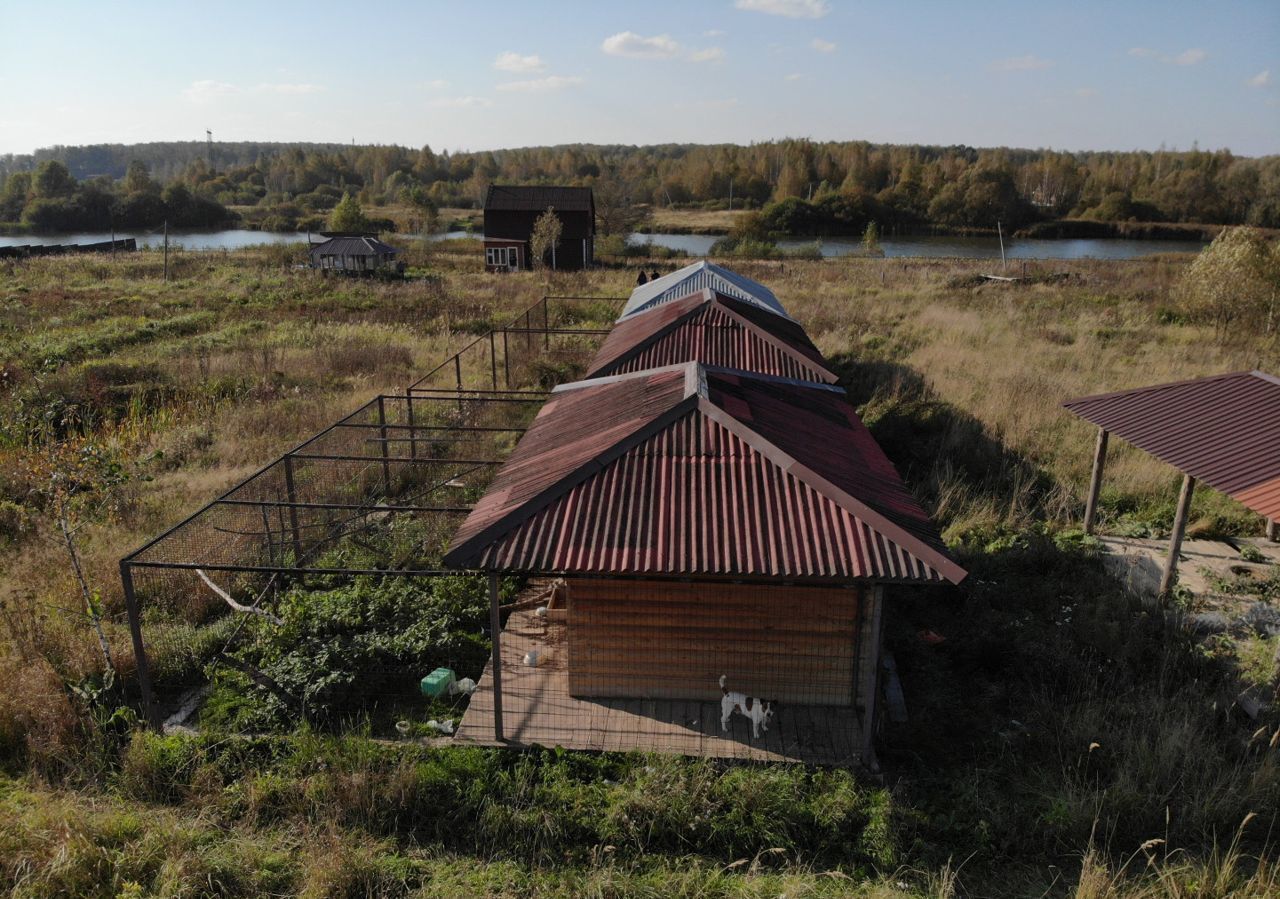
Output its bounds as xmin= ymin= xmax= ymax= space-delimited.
xmin=620 ymin=261 xmax=790 ymax=322
xmin=1064 ymin=370 xmax=1280 ymax=521
xmin=585 ymin=288 xmax=837 ymax=384
xmin=445 ymin=363 xmax=964 ymax=584
xmin=484 ymin=185 xmax=594 ymax=212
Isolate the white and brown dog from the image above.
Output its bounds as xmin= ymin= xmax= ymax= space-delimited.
xmin=719 ymin=675 xmax=774 ymax=738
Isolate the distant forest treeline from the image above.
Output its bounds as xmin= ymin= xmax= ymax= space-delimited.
xmin=2 ymin=139 xmax=1277 ymax=235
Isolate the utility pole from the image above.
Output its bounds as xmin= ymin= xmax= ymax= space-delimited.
xmin=163 ymin=220 xmax=169 ymax=282
xmin=997 ymin=220 xmax=1006 ymax=270
xmin=206 ymin=129 xmax=215 ymax=175
xmin=728 ymin=178 xmax=733 ymax=210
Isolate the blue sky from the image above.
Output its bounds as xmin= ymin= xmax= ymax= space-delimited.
xmin=2 ymin=0 xmax=1276 ymax=156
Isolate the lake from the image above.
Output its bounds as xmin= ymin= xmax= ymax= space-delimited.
xmin=627 ymin=232 xmax=1207 ymax=260
xmin=0 ymin=229 xmax=312 ymax=251
xmin=1 ymin=228 xmax=1206 ymax=260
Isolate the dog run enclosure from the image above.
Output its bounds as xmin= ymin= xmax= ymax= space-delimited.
xmin=119 ymin=291 xmax=618 ymax=728
xmin=120 ymin=262 xmax=965 ymax=768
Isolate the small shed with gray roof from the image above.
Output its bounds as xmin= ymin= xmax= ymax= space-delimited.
xmin=309 ymin=234 xmax=402 ymax=275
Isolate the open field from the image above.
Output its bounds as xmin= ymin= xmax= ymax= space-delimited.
xmin=1 ymin=243 xmax=1277 ymax=896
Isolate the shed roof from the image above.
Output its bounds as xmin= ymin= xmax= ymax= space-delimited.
xmin=1063 ymin=370 xmax=1280 ymax=521
xmin=444 ymin=363 xmax=964 ymax=584
xmin=620 ymin=261 xmax=790 ymax=322
xmin=484 ymin=184 xmax=594 ymax=213
xmin=309 ymin=236 xmax=399 ymax=256
xmin=585 ymin=288 xmax=837 ymax=384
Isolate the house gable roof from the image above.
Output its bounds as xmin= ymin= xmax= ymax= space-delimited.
xmin=620 ymin=261 xmax=791 ymax=322
xmin=444 ymin=363 xmax=964 ymax=584
xmin=484 ymin=185 xmax=594 ymax=213
xmin=585 ymin=288 xmax=837 ymax=384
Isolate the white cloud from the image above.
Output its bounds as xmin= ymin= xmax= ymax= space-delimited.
xmin=601 ymin=31 xmax=680 ymax=58
xmin=182 ymin=80 xmax=237 ymax=102
xmin=495 ymin=75 xmax=584 ymax=92
xmin=703 ymin=29 xmax=725 ymax=37
xmin=990 ymin=54 xmax=1053 ymax=72
xmin=1074 ymin=87 xmax=1098 ymax=98
xmin=427 ymin=95 xmax=493 ymax=108
xmin=690 ymin=46 xmax=726 ymax=63
xmin=493 ymin=52 xmax=546 ymax=73
xmin=811 ymin=38 xmax=836 ymax=53
xmin=1249 ymin=69 xmax=1271 ymax=87
xmin=421 ymin=79 xmax=450 ymax=90
xmin=784 ymin=72 xmax=805 ymax=81
xmin=735 ymin=0 xmax=829 ymax=18
xmin=1130 ymin=46 xmax=1207 ymax=66
xmin=253 ymin=82 xmax=323 ymax=95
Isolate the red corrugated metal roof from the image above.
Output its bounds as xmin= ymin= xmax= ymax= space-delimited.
xmin=445 ymin=363 xmax=964 ymax=584
xmin=584 ymin=289 xmax=837 ymax=384
xmin=1063 ymin=370 xmax=1280 ymax=521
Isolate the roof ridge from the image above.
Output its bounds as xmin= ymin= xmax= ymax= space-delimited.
xmin=696 ymin=397 xmax=966 ymax=584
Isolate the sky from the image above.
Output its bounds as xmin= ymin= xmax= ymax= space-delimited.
xmin=1 ymin=0 xmax=1277 ymax=157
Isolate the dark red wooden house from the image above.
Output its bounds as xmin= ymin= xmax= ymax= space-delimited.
xmin=483 ymin=185 xmax=595 ymax=272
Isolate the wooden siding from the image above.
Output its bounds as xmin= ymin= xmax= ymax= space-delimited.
xmin=455 ymin=605 xmax=866 ymax=766
xmin=565 ymin=578 xmax=863 ymax=706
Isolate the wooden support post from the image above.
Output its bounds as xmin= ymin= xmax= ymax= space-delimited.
xmin=489 ymin=331 xmax=498 ymax=390
xmin=857 ymin=585 xmax=885 ymax=765
xmin=376 ymin=396 xmax=392 ymax=493
xmin=282 ymin=455 xmax=304 ymax=564
xmin=1158 ymin=474 xmax=1196 ymax=601
xmin=162 ymin=219 xmax=169 ymax=282
xmin=1084 ymin=427 xmax=1108 ymax=535
xmin=543 ymin=296 xmax=550 ymax=349
xmin=120 ymin=562 xmax=161 ymax=731
xmin=489 ymin=573 xmax=504 ymax=742
xmin=1267 ymin=519 xmax=1278 ymax=542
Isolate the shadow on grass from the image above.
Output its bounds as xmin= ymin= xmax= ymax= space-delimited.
xmin=827 ymin=352 xmax=1064 ymax=534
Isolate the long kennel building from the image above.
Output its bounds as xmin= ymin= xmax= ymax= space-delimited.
xmin=446 ymin=262 xmax=964 ymax=766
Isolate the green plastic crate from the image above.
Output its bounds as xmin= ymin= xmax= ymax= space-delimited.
xmin=420 ymin=667 xmax=455 ymax=698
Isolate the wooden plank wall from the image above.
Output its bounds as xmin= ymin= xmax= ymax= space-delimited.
xmin=565 ymin=578 xmax=862 ymax=706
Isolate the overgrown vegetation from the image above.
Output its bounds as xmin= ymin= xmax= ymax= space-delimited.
xmin=0 ymin=246 xmax=1277 ymax=896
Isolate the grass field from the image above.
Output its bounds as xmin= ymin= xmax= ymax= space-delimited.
xmin=1 ymin=242 xmax=1277 ymax=897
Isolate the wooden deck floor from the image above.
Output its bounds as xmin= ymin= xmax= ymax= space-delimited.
xmin=455 ymin=608 xmax=866 ymax=766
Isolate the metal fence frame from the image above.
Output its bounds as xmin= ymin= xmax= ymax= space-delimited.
xmin=120 ymin=293 xmax=623 ymax=729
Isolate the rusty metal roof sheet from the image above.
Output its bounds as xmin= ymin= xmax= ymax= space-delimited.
xmin=620 ymin=261 xmax=790 ymax=321
xmin=585 ymin=288 xmax=837 ymax=384
xmin=444 ymin=363 xmax=964 ymax=584
xmin=1063 ymin=370 xmax=1280 ymax=521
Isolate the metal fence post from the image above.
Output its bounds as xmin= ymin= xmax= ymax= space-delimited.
xmin=405 ymin=388 xmax=417 ymax=459
xmin=376 ymin=395 xmax=392 ymax=493
xmin=282 ymin=455 xmax=304 ymax=563
xmin=120 ymin=561 xmax=162 ymax=731
xmin=489 ymin=572 xmax=504 ymax=742
xmin=502 ymin=329 xmax=511 ymax=389
xmin=489 ymin=331 xmax=498 ymax=390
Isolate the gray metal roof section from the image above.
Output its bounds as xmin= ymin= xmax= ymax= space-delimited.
xmin=309 ymin=236 xmax=399 ymax=256
xmin=618 ymin=261 xmax=792 ymax=321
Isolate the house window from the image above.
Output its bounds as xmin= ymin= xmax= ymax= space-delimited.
xmin=487 ymin=246 xmax=518 ymax=269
